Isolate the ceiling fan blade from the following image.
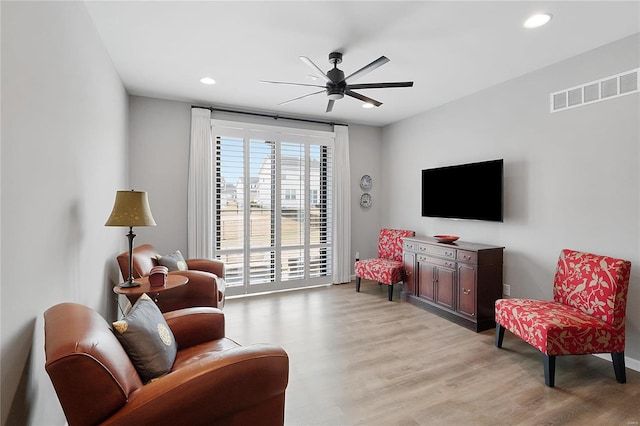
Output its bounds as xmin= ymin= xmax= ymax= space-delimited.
xmin=344 ymin=56 xmax=390 ymax=83
xmin=299 ymin=56 xmax=331 ymax=83
xmin=326 ymin=100 xmax=335 ymax=113
xmin=345 ymin=89 xmax=383 ymax=107
xmin=260 ymin=80 xmax=325 ymax=88
xmin=278 ymin=89 xmax=325 ymax=106
xmin=347 ymin=82 xmax=414 ymax=90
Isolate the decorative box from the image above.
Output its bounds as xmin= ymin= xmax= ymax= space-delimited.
xmin=149 ymin=265 xmax=169 ymax=287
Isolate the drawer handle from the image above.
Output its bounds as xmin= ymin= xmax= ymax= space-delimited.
xmin=463 ymin=288 xmax=471 ymax=295
xmin=445 ymin=262 xmax=454 ymax=268
xmin=463 ymin=255 xmax=472 ymax=260
xmin=445 ymin=252 xmax=453 ymax=257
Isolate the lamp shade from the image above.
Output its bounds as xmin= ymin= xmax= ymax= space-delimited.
xmin=105 ymin=190 xmax=157 ymax=227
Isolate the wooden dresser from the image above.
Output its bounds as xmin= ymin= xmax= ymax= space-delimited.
xmin=402 ymin=236 xmax=504 ymax=332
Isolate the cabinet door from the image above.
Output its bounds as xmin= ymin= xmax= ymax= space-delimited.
xmin=403 ymin=252 xmax=416 ymax=295
xmin=418 ymin=262 xmax=435 ymax=301
xmin=457 ymin=263 xmax=476 ymax=318
xmin=435 ymin=266 xmax=455 ymax=310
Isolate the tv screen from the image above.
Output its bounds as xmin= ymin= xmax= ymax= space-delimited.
xmin=421 ymin=159 xmax=503 ymax=222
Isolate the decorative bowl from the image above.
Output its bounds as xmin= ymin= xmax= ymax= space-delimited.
xmin=434 ymin=235 xmax=459 ymax=244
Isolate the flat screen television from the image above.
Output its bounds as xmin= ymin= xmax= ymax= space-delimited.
xmin=421 ymin=159 xmax=503 ymax=222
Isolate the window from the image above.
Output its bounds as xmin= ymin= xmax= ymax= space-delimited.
xmin=309 ymin=189 xmax=319 ymax=205
xmin=212 ymin=120 xmax=334 ymax=296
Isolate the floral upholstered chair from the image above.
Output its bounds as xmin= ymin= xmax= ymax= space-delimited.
xmin=354 ymin=228 xmax=415 ymax=301
xmin=495 ymin=249 xmax=631 ymax=387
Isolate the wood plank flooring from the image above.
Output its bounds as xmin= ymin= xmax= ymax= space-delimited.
xmin=224 ymin=281 xmax=640 ymax=426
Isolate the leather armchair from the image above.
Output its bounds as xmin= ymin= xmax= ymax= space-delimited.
xmin=117 ymin=244 xmax=225 ymax=311
xmin=44 ymin=302 xmax=289 ymax=426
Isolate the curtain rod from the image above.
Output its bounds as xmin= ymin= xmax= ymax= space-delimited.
xmin=192 ymin=105 xmax=348 ymax=127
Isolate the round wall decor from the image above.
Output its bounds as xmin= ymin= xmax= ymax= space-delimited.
xmin=360 ymin=174 xmax=372 ymax=190
xmin=360 ymin=192 xmax=372 ymax=208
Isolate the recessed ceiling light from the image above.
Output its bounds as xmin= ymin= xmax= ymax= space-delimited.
xmin=307 ymin=75 xmax=319 ymax=81
xmin=362 ymin=103 xmax=375 ymax=109
xmin=200 ymin=77 xmax=216 ymax=85
xmin=523 ymin=13 xmax=552 ymax=29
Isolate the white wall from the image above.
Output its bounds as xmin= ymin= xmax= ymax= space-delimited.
xmin=382 ymin=34 xmax=640 ymax=362
xmin=1 ymin=2 xmax=128 ymax=424
xmin=349 ymin=124 xmax=383 ymax=264
xmin=128 ymin=97 xmax=382 ymax=272
xmin=128 ymin=96 xmax=191 ymax=254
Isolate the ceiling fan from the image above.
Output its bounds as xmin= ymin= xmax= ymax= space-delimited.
xmin=260 ymin=52 xmax=414 ymax=113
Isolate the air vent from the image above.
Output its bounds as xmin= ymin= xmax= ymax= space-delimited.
xmin=550 ymin=68 xmax=639 ymax=113
xmin=601 ymin=78 xmax=618 ymax=98
xmin=553 ymin=93 xmax=566 ymax=110
xmin=584 ymin=83 xmax=599 ymax=103
xmin=568 ymin=88 xmax=582 ymax=106
xmin=620 ymin=71 xmax=638 ymax=94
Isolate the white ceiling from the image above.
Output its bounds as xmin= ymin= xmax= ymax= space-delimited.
xmin=85 ymin=1 xmax=640 ymax=127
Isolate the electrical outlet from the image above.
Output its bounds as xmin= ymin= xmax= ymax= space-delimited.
xmin=503 ymin=284 xmax=511 ymax=297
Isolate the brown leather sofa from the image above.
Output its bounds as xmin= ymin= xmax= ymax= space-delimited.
xmin=44 ymin=302 xmax=289 ymax=426
xmin=117 ymin=244 xmax=225 ymax=311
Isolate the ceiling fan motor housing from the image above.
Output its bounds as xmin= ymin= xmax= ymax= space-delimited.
xmin=327 ymin=68 xmax=345 ymax=84
xmin=326 ymin=64 xmax=346 ymax=100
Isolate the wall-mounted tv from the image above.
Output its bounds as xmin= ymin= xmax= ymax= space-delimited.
xmin=421 ymin=159 xmax=503 ymax=222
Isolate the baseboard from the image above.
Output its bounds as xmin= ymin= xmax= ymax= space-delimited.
xmin=594 ymin=353 xmax=640 ymax=372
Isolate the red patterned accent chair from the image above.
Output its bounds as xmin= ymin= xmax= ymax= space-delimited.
xmin=495 ymin=249 xmax=632 ymax=387
xmin=354 ymin=228 xmax=415 ymax=301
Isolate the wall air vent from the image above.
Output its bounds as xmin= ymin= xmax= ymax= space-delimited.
xmin=550 ymin=68 xmax=639 ymax=113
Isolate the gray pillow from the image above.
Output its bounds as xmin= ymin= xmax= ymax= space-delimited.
xmin=112 ymin=293 xmax=177 ymax=383
xmin=156 ymin=250 xmax=188 ymax=271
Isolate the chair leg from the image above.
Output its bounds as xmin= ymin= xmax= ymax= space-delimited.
xmin=356 ymin=277 xmax=361 ymax=292
xmin=495 ymin=324 xmax=505 ymax=348
xmin=612 ymin=352 xmax=626 ymax=383
xmin=543 ymin=354 xmax=556 ymax=387
xmin=388 ymin=284 xmax=393 ymax=301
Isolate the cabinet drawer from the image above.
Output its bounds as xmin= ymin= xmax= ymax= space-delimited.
xmin=457 ymin=250 xmax=477 ymax=263
xmin=418 ymin=254 xmax=456 ymax=270
xmin=403 ymin=241 xmax=416 ymax=251
xmin=417 ymin=244 xmax=456 ymax=260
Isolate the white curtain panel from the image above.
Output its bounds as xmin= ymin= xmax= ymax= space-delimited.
xmin=187 ymin=108 xmax=214 ymax=259
xmin=332 ymin=125 xmax=352 ymax=284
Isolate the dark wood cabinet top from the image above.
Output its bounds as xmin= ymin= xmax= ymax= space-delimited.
xmin=403 ymin=236 xmax=504 ymax=252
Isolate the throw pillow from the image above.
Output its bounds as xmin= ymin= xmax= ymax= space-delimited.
xmin=112 ymin=293 xmax=177 ymax=383
xmin=156 ymin=250 xmax=188 ymax=271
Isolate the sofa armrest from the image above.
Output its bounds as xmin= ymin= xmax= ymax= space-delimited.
xmin=102 ymin=344 xmax=289 ymax=425
xmin=163 ymin=307 xmax=225 ymax=348
xmin=187 ymin=258 xmax=225 ymax=279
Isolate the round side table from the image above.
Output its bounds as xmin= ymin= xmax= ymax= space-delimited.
xmin=113 ymin=274 xmax=189 ymax=306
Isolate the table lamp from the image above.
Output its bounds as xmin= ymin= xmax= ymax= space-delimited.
xmin=105 ymin=190 xmax=157 ymax=287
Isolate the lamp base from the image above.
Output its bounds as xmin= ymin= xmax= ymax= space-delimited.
xmin=119 ymin=280 xmax=141 ymax=288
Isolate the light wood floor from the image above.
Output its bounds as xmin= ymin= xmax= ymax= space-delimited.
xmin=224 ymin=281 xmax=640 ymax=426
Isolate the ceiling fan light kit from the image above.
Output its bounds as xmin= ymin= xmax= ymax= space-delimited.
xmin=261 ymin=51 xmax=413 ymax=113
